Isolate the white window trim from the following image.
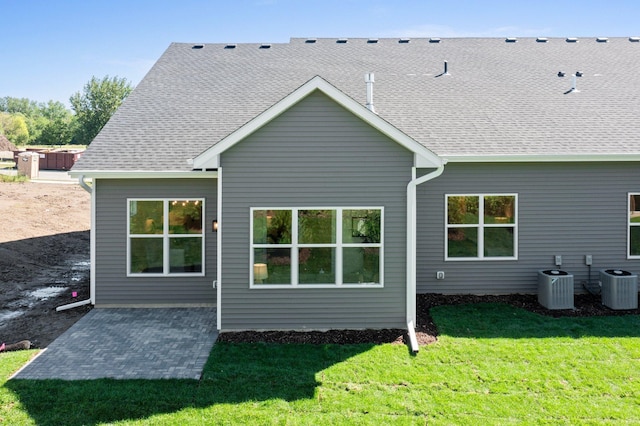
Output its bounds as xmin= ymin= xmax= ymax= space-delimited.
xmin=250 ymin=207 xmax=384 ymax=289
xmin=628 ymin=192 xmax=640 ymax=259
xmin=445 ymin=193 xmax=518 ymax=261
xmin=127 ymin=198 xmax=206 ymax=277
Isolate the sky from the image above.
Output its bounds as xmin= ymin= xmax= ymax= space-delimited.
xmin=2 ymin=0 xmax=639 ymax=108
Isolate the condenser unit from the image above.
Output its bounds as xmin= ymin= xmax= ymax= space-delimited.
xmin=538 ymin=270 xmax=574 ymax=310
xmin=600 ymin=269 xmax=638 ymax=310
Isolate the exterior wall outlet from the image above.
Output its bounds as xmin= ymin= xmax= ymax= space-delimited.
xmin=555 ymin=255 xmax=562 ymax=266
xmin=436 ymin=271 xmax=445 ymax=280
xmin=585 ymin=255 xmax=593 ymax=266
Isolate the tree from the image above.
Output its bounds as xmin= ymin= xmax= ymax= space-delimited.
xmin=70 ymin=76 xmax=133 ymax=145
xmin=0 ymin=112 xmax=30 ymax=146
xmin=0 ymin=97 xmax=77 ymax=145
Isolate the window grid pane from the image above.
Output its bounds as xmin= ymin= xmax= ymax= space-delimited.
xmin=251 ymin=207 xmax=382 ymax=286
xmin=446 ymin=194 xmax=517 ymax=260
xmin=129 ymin=199 xmax=204 ymax=275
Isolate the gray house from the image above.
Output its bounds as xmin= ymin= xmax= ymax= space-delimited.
xmin=71 ymin=37 xmax=640 ymax=348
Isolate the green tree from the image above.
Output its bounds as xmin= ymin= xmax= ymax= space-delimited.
xmin=0 ymin=97 xmax=76 ymax=145
xmin=0 ymin=112 xmax=30 ymax=146
xmin=38 ymin=101 xmax=77 ymax=145
xmin=70 ymin=76 xmax=133 ymax=145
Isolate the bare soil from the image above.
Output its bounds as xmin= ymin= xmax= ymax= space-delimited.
xmin=0 ymin=181 xmax=91 ymax=349
xmin=1 ymin=180 xmax=637 ymax=350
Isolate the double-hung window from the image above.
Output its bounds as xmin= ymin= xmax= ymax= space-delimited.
xmin=628 ymin=194 xmax=640 ymax=258
xmin=251 ymin=207 xmax=383 ymax=287
xmin=446 ymin=194 xmax=517 ymax=260
xmin=128 ymin=199 xmax=205 ymax=276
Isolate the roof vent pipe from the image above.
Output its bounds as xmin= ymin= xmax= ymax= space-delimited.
xmin=566 ymin=73 xmax=581 ymax=94
xmin=443 ymin=60 xmax=449 ymax=75
xmin=365 ymin=72 xmax=376 ymax=113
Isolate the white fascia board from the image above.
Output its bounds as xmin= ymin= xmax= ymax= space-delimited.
xmin=443 ymin=154 xmax=640 ymax=163
xmin=68 ymin=170 xmax=218 ymax=179
xmin=193 ymin=75 xmax=442 ymax=169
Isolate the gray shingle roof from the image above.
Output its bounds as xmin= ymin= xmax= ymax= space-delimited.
xmin=73 ymin=37 xmax=640 ymax=172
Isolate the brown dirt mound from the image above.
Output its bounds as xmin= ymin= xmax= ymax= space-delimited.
xmin=0 ymin=134 xmax=18 ymax=152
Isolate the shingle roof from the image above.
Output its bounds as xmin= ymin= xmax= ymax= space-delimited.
xmin=73 ymin=37 xmax=640 ymax=172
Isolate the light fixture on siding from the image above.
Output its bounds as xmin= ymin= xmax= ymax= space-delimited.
xmin=212 ymin=220 xmax=219 ymax=232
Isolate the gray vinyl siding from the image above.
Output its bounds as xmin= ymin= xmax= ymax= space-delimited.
xmin=94 ymin=178 xmax=217 ymax=306
xmin=417 ymin=162 xmax=640 ymax=294
xmin=220 ymin=91 xmax=412 ymax=330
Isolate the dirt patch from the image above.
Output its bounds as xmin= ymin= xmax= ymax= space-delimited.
xmin=0 ymin=181 xmax=91 ymax=349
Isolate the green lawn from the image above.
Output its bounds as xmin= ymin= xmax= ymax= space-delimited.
xmin=2 ymin=303 xmax=640 ymax=425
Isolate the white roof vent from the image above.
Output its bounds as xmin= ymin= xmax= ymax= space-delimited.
xmin=566 ymin=37 xmax=579 ymax=43
xmin=336 ymin=38 xmax=348 ymax=44
xmin=596 ymin=37 xmax=609 ymax=43
xmin=429 ymin=38 xmax=441 ymax=43
xmin=367 ymin=38 xmax=379 ymax=44
xmin=505 ymin=37 xmax=517 ymax=43
xmin=399 ymin=38 xmax=410 ymax=44
xmin=536 ymin=37 xmax=548 ymax=43
xmin=629 ymin=37 xmax=640 ymax=42
xmin=305 ymin=38 xmax=317 ymax=44
xmin=224 ymin=44 xmax=236 ymax=49
xmin=364 ymin=72 xmax=376 ymax=113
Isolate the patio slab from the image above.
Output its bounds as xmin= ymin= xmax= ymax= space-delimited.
xmin=11 ymin=308 xmax=218 ymax=380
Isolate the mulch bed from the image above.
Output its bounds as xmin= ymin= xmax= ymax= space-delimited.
xmin=218 ymin=293 xmax=639 ymax=346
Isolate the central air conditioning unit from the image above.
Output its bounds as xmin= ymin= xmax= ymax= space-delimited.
xmin=600 ymin=269 xmax=638 ymax=310
xmin=538 ymin=270 xmax=574 ymax=310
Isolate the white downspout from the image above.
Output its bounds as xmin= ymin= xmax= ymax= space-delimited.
xmin=406 ymin=163 xmax=445 ymax=352
xmin=57 ymin=175 xmax=94 ymax=311
xmin=216 ymin=167 xmax=222 ymax=331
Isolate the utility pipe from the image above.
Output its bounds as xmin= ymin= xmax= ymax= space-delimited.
xmin=406 ymin=163 xmax=445 ymax=352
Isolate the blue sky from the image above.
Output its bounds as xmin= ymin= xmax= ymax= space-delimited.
xmin=2 ymin=0 xmax=638 ymax=107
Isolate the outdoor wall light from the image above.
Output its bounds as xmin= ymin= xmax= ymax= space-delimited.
xmin=212 ymin=220 xmax=218 ymax=232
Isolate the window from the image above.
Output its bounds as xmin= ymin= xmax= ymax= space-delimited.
xmin=629 ymin=194 xmax=640 ymax=258
xmin=128 ymin=199 xmax=204 ymax=275
xmin=446 ymin=194 xmax=517 ymax=260
xmin=251 ymin=207 xmax=383 ymax=287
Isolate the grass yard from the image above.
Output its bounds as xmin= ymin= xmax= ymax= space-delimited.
xmin=2 ymin=303 xmax=640 ymax=425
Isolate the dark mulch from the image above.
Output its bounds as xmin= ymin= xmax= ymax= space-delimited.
xmin=218 ymin=293 xmax=639 ymax=346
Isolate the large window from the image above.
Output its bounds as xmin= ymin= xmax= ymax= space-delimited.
xmin=628 ymin=194 xmax=640 ymax=258
xmin=251 ymin=207 xmax=383 ymax=287
xmin=128 ymin=199 xmax=204 ymax=276
xmin=446 ymin=194 xmax=517 ymax=260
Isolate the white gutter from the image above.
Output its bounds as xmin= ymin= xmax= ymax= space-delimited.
xmin=406 ymin=163 xmax=446 ymax=352
xmin=57 ymin=175 xmax=95 ymax=311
